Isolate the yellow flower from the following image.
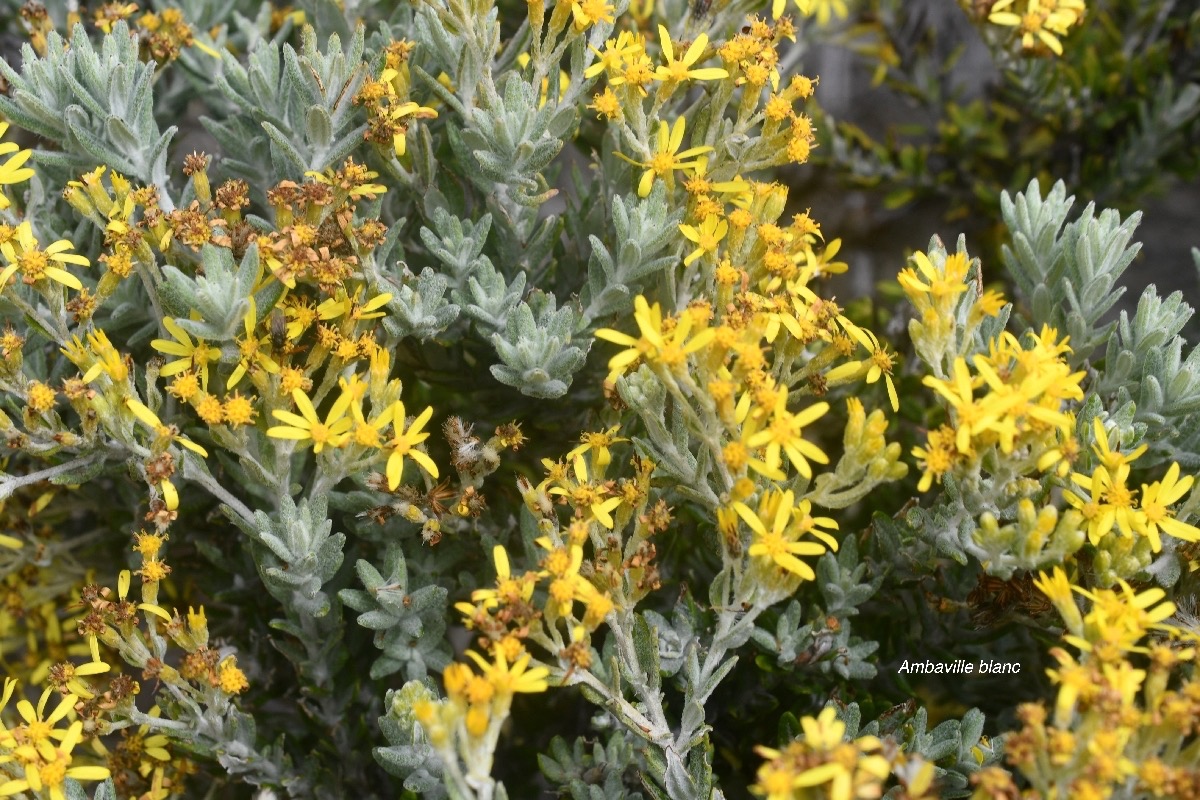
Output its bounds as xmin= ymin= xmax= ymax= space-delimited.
xmin=566 ymin=425 xmax=626 ymax=468
xmin=585 ymin=30 xmax=642 ymax=80
xmin=547 ymin=456 xmax=623 ymax=528
xmin=773 ymin=0 xmax=850 ymax=24
xmin=746 ymin=396 xmax=830 ymax=479
xmin=316 ymin=286 xmax=393 ymax=322
xmin=0 ymin=221 xmax=90 ymax=291
xmin=227 ymin=297 xmax=281 ymax=390
xmin=1136 ymin=462 xmax=1200 ymax=552
xmin=897 ymin=250 xmax=969 ymax=309
xmin=305 ymin=161 xmax=388 ymax=200
xmin=570 ymin=0 xmax=614 ymax=31
xmin=617 ymin=117 xmax=713 ymax=198
xmin=116 ymin=569 xmax=173 ymax=625
xmin=827 ymin=323 xmax=899 ymax=412
xmin=922 ymin=357 xmax=1000 ymax=454
xmin=735 ymin=489 xmax=828 ymax=581
xmin=377 ymin=68 xmax=438 ymax=157
xmin=125 ymin=397 xmax=209 ymax=458
xmin=988 ymin=0 xmax=1086 ymax=56
xmin=464 ymin=648 xmax=550 ymax=697
xmin=0 ymin=722 xmax=111 ymax=800
xmin=594 ymin=295 xmax=715 ymax=379
xmin=654 ymin=27 xmax=729 ymax=83
xmin=218 ymin=656 xmax=249 ymax=694
xmin=752 ymin=707 xmax=891 ymax=800
xmin=267 ymin=387 xmax=353 ymax=454
xmin=78 ymin=328 xmax=129 ymax=384
xmin=1087 ymin=416 xmax=1147 ymax=472
xmin=1066 ymin=463 xmax=1143 ymax=545
xmin=1033 ymin=566 xmax=1084 ymax=635
xmin=1045 ymin=646 xmax=1093 ymax=726
xmin=678 ymin=214 xmax=728 ymax=266
xmin=151 ymin=317 xmax=221 ymax=391
xmin=0 ymin=123 xmax=35 ymax=210
xmin=594 ymin=296 xmax=659 ymax=377
xmin=470 ymin=545 xmax=537 ymax=608
xmin=1069 ymin=580 xmax=1176 ymax=657
xmin=722 ymin=397 xmax=788 ymax=482
xmin=221 ymin=392 xmax=257 ymax=427
xmin=588 ymin=88 xmax=623 ymax=120
xmin=383 ymin=401 xmax=438 ymax=489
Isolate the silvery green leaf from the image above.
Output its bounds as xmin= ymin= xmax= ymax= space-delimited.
xmin=458 ymin=72 xmax=564 ymax=206
xmin=581 ymin=186 xmax=682 ymax=324
xmin=160 ymin=244 xmax=258 ymax=342
xmin=419 ymin=208 xmax=493 ymax=288
xmin=662 ymin=752 xmax=696 ymax=800
xmin=490 ymin=291 xmax=588 ymax=398
xmin=202 ymin=26 xmax=367 ymax=186
xmin=0 ymin=24 xmax=177 ymax=189
xmin=382 ymin=267 xmax=461 ymax=340
xmin=463 ymin=262 xmax=525 ymax=332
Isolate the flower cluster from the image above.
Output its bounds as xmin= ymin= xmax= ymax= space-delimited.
xmin=0 ymin=682 xmax=112 ymax=800
xmin=911 ymin=323 xmax=1084 ymax=492
xmin=752 ymin=706 xmax=936 ymax=800
xmin=1002 ymin=567 xmax=1200 ymax=797
xmin=354 ymin=42 xmax=438 ymax=159
xmin=414 ymin=646 xmax=550 ymax=791
xmin=1063 ymin=419 xmax=1200 ymax=583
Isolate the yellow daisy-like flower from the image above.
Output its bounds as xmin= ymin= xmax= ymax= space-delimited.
xmin=678 ymin=214 xmax=728 ymax=266
xmin=988 ymin=0 xmax=1086 ymax=57
xmin=922 ymin=357 xmax=998 ymax=455
xmin=827 ymin=323 xmax=899 ymax=412
xmin=617 ymin=117 xmax=713 ymax=198
xmin=570 ymin=0 xmax=615 ymax=31
xmin=316 ymin=286 xmax=393 ymax=322
xmin=746 ymin=395 xmax=831 ymax=479
xmin=1087 ymin=416 xmax=1147 ymax=472
xmin=547 ymin=456 xmax=624 ymax=529
xmin=735 ymin=489 xmax=829 ymax=581
xmin=897 ymin=250 xmax=970 ymax=308
xmin=151 ymin=317 xmax=222 ymax=392
xmin=383 ymin=401 xmax=438 ymax=489
xmin=469 ymin=544 xmax=538 ymax=609
xmin=125 ymin=397 xmax=209 ymax=458
xmin=116 ymin=568 xmax=173 ymax=625
xmin=377 ymin=67 xmax=438 ymax=157
xmin=566 ymin=425 xmax=627 ymax=468
xmin=227 ymin=297 xmax=280 ymax=391
xmin=1032 ymin=567 xmax=1084 ymax=636
xmin=654 ymin=27 xmax=729 ymax=83
xmin=594 ymin=295 xmax=715 ymax=379
xmin=0 ymin=221 xmax=90 ymax=291
xmin=585 ymin=30 xmax=643 ymax=80
xmin=1136 ymin=462 xmax=1200 ymax=552
xmin=267 ymin=387 xmax=353 ymax=454
xmin=1066 ymin=463 xmax=1143 ymax=545
xmin=0 ymin=122 xmax=35 ymax=210
xmin=0 ymin=720 xmax=111 ymax=800
xmin=464 ymin=648 xmax=550 ymax=697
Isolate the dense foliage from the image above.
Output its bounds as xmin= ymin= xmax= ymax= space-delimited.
xmin=0 ymin=1 xmax=1198 ymax=798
